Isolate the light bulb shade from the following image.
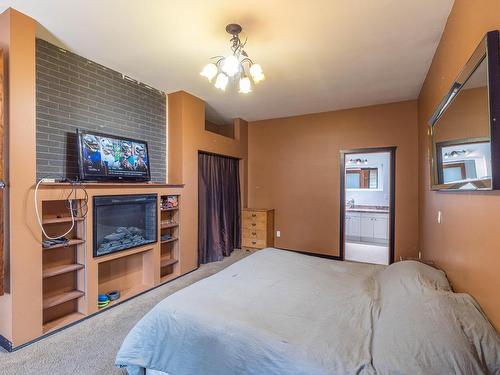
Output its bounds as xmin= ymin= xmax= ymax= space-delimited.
xmin=239 ymin=76 xmax=252 ymax=94
xmin=214 ymin=73 xmax=229 ymax=90
xmin=221 ymin=55 xmax=240 ymax=77
xmin=250 ymin=63 xmax=265 ymax=83
xmin=200 ymin=63 xmax=218 ymax=81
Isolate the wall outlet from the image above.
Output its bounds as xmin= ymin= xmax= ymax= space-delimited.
xmin=437 ymin=210 xmax=442 ymax=224
xmin=276 ymin=230 xmax=281 ymax=238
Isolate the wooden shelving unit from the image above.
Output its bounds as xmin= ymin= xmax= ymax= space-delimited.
xmin=160 ymin=195 xmax=181 ymax=282
xmin=41 ymin=199 xmax=86 ymax=333
xmin=28 ymin=188 xmax=185 ymax=343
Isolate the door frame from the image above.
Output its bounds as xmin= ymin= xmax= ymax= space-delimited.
xmin=339 ymin=146 xmax=396 ymax=264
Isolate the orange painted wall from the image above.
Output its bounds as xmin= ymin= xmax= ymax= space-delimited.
xmin=167 ymin=91 xmax=248 ymax=272
xmin=0 ymin=8 xmax=37 ymax=345
xmin=418 ymin=0 xmax=500 ymax=330
xmin=248 ymin=101 xmax=419 ymax=259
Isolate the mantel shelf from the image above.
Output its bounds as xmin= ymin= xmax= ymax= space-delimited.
xmin=43 ymin=290 xmax=85 ymax=310
xmin=39 ymin=182 xmax=184 ymax=189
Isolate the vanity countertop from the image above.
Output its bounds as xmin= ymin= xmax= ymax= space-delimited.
xmin=346 ymin=205 xmax=389 ymax=214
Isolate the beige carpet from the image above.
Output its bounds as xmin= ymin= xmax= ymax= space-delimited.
xmin=0 ymin=249 xmax=253 ymax=375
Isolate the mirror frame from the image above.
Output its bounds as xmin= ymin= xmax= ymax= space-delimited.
xmin=428 ymin=30 xmax=500 ymax=191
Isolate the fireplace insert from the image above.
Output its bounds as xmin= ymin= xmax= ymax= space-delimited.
xmin=93 ymin=194 xmax=157 ymax=257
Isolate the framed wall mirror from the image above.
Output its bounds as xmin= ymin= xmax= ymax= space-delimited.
xmin=429 ymin=30 xmax=500 ymax=190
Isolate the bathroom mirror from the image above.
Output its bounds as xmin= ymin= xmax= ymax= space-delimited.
xmin=429 ymin=31 xmax=500 ymax=190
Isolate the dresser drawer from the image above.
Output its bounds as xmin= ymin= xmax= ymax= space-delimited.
xmin=242 ymin=237 xmax=267 ymax=249
xmin=242 ymin=228 xmax=267 ymax=241
xmin=242 ymin=219 xmax=267 ymax=231
xmin=242 ymin=210 xmax=266 ymax=222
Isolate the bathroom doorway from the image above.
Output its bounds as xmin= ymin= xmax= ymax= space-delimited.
xmin=339 ymin=147 xmax=395 ymax=265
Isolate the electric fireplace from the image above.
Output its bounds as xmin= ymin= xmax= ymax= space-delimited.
xmin=93 ymin=194 xmax=157 ymax=257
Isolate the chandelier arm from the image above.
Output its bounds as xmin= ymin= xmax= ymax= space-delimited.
xmin=211 ymin=56 xmax=225 ymax=66
xmin=240 ymin=57 xmax=254 ymax=66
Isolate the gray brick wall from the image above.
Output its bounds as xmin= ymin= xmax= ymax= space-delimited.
xmin=36 ymin=39 xmax=166 ymax=182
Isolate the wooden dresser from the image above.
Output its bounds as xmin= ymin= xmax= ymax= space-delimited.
xmin=241 ymin=208 xmax=274 ymax=249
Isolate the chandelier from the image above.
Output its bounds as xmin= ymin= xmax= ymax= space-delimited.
xmin=200 ymin=24 xmax=265 ymax=93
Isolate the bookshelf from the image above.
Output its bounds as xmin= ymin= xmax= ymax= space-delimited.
xmin=159 ymin=195 xmax=181 ymax=282
xmin=41 ymin=199 xmax=86 ymax=333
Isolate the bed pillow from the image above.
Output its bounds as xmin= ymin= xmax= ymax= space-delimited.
xmin=376 ymin=260 xmax=451 ymax=298
xmin=373 ymin=261 xmax=500 ymax=375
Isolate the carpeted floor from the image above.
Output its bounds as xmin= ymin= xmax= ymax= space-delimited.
xmin=0 ymin=249 xmax=252 ymax=375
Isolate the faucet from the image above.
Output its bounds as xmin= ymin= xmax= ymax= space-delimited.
xmin=346 ymin=198 xmax=355 ymax=208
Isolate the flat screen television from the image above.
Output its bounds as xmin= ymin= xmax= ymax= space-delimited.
xmin=77 ymin=129 xmax=151 ymax=182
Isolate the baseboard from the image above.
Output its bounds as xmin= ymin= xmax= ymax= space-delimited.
xmin=0 ymin=334 xmax=13 ymax=352
xmin=275 ymin=246 xmax=342 ymax=260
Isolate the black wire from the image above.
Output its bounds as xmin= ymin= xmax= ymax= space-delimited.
xmin=62 ymin=179 xmax=89 ymax=219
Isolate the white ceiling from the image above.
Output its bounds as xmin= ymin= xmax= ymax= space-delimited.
xmin=1 ymin=0 xmax=454 ymax=123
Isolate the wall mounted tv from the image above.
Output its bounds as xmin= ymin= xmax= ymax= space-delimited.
xmin=77 ymin=129 xmax=151 ymax=182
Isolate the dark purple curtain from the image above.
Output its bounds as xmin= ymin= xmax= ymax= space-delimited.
xmin=198 ymin=152 xmax=241 ymax=264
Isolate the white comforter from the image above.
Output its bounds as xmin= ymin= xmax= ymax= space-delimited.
xmin=116 ymin=248 xmax=500 ymax=375
xmin=116 ymin=249 xmax=383 ymax=374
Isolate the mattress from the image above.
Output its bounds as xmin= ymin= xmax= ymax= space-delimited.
xmin=116 ymin=248 xmax=500 ymax=375
xmin=116 ymin=249 xmax=383 ymax=374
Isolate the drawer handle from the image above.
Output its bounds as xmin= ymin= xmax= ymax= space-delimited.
xmin=252 ymin=232 xmax=256 ymax=235
xmin=252 ymin=214 xmax=256 ymax=217
xmin=251 ymin=223 xmax=256 ymax=226
xmin=252 ymin=241 xmax=256 ymax=245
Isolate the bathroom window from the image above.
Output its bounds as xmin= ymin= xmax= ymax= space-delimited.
xmin=346 ymin=168 xmax=378 ymax=189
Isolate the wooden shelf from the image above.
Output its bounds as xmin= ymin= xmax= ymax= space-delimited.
xmin=43 ymin=312 xmax=85 ymax=334
xmin=43 ymin=290 xmax=85 ymax=310
xmin=161 ymin=222 xmax=178 ymax=229
xmin=161 ymin=237 xmax=178 ymax=244
xmin=40 ymin=182 xmax=184 ymax=188
xmin=95 ymin=243 xmax=155 ymax=264
xmin=42 ymin=216 xmax=85 ymax=225
xmin=43 ymin=264 xmax=84 ymax=279
xmin=160 ymin=272 xmax=179 ymax=283
xmin=161 ymin=206 xmax=179 ymax=211
xmin=160 ymin=258 xmax=178 ymax=268
xmin=42 ymin=239 xmax=85 ymax=250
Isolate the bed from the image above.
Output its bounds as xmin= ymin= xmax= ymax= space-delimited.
xmin=116 ymin=248 xmax=500 ymax=375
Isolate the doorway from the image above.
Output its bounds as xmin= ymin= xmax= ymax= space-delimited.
xmin=339 ymin=147 xmax=396 ymax=265
xmin=198 ymin=152 xmax=241 ymax=265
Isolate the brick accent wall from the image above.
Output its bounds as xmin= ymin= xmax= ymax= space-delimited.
xmin=36 ymin=39 xmax=166 ymax=182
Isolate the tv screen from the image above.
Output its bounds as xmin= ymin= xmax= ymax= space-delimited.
xmin=77 ymin=129 xmax=151 ymax=182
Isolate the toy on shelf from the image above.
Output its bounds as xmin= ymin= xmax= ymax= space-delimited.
xmin=160 ymin=195 xmax=178 ymax=210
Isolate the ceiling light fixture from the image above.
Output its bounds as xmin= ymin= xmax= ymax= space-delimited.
xmin=200 ymin=24 xmax=265 ymax=93
xmin=444 ymin=150 xmax=469 ymax=159
xmin=348 ymin=158 xmax=368 ymax=165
